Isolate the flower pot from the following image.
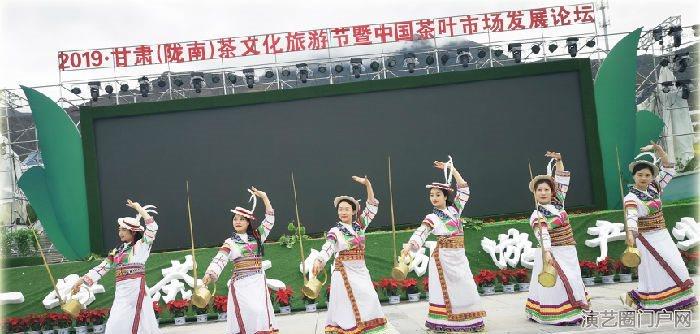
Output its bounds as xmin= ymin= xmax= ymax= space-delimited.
xmin=602 ymin=275 xmax=615 ymax=284
xmin=93 ymin=324 xmax=106 ymax=333
xmin=407 ymin=293 xmax=421 ymax=302
xmin=518 ymin=283 xmax=530 ymax=292
xmin=196 ymin=314 xmax=208 ymax=323
xmin=502 ymin=284 xmax=516 ymax=293
xmin=388 ymin=295 xmax=400 ymax=304
xmin=424 ymin=292 xmax=429 ymax=299
xmin=618 ymin=273 xmax=633 ymax=283
xmin=217 ymin=312 xmax=227 ymax=321
xmin=582 ymin=277 xmax=595 ymax=286
xmin=305 ymin=303 xmax=317 ymax=312
xmin=57 ymin=328 xmax=71 ymax=334
xmin=481 ymin=286 xmax=495 ymax=295
xmin=41 ymin=330 xmax=54 ymax=334
xmin=75 ymin=326 xmax=88 ymax=334
xmin=28 ymin=331 xmax=41 ymax=334
xmin=173 ymin=316 xmax=186 ymax=326
xmin=279 ymin=305 xmax=291 ymax=314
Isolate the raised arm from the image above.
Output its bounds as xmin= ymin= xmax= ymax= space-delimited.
xmin=352 ymin=176 xmax=378 ymax=230
xmin=545 ymin=152 xmax=570 ymax=205
xmin=127 ymin=200 xmax=158 ymax=245
xmin=642 ymin=142 xmax=676 ymax=191
xmin=250 ymin=187 xmax=275 ymax=242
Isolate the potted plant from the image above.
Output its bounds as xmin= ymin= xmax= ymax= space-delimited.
xmin=615 ymin=259 xmax=633 ymax=283
xmin=90 ymin=309 xmax=109 ymax=333
xmin=302 ymin=292 xmax=318 ymax=312
xmin=579 ymin=261 xmax=597 ymax=286
xmin=497 ymin=269 xmax=517 ymax=293
xmin=192 ymin=303 xmax=209 ymax=323
xmin=52 ymin=313 xmax=71 ymax=334
xmin=474 ymin=269 xmax=496 ymax=295
xmin=26 ymin=314 xmax=42 ymax=334
xmin=4 ymin=316 xmax=28 ymax=334
xmin=166 ymin=300 xmax=189 ymax=325
xmin=513 ymin=268 xmax=531 ymax=291
xmin=422 ymin=277 xmax=429 ymax=299
xmin=152 ymin=301 xmax=162 ymax=320
xmin=274 ymin=286 xmax=294 ymax=314
xmin=74 ymin=310 xmax=91 ymax=334
xmin=379 ymin=278 xmax=401 ymax=304
xmin=597 ymin=257 xmax=615 ymax=284
xmin=213 ymin=295 xmax=228 ymax=321
xmin=401 ymin=278 xmax=420 ymax=302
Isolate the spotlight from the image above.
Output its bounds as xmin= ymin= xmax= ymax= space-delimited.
xmin=403 ymin=52 xmax=418 ymax=73
xmin=456 ymin=48 xmax=471 ymax=67
xmin=386 ymin=57 xmax=397 ymax=68
xmin=281 ymin=69 xmax=291 ymax=77
xmin=425 ymin=55 xmax=435 ymax=66
xmin=585 ymin=39 xmax=596 ymax=48
xmin=668 ymin=26 xmax=682 ymax=47
xmin=243 ymin=68 xmax=255 ymax=89
xmin=370 ymin=61 xmax=380 ymax=72
xmin=296 ymin=63 xmax=310 ymax=83
xmin=190 ymin=72 xmax=204 ymax=94
xmin=105 ymin=84 xmax=114 ymax=94
xmin=548 ymin=43 xmax=558 ymax=53
xmin=138 ymin=76 xmax=150 ymax=97
xmin=566 ymin=37 xmax=579 ymax=57
xmin=173 ymin=78 xmax=184 ymax=87
xmin=660 ymin=58 xmax=670 ymax=67
xmin=334 ymin=64 xmax=344 ymax=73
xmin=88 ymin=81 xmax=100 ymax=102
xmin=673 ymin=52 xmax=689 ymax=73
xmin=265 ymin=70 xmax=275 ymax=79
xmin=317 ymin=65 xmax=327 ymax=74
xmin=120 ymin=83 xmax=129 ymax=92
xmin=675 ymin=80 xmax=691 ymax=99
xmin=70 ymin=87 xmax=81 ymax=95
xmin=440 ymin=54 xmax=449 ymax=65
xmin=653 ymin=27 xmax=664 ymax=45
xmin=211 ymin=75 xmax=221 ymax=84
xmin=531 ymin=44 xmax=541 ymax=54
xmin=350 ymin=58 xmax=363 ymax=78
xmin=661 ymin=81 xmax=674 ymax=93
xmin=227 ymin=73 xmax=237 ymax=84
xmin=156 ymin=77 xmax=167 ymax=88
xmin=493 ymin=48 xmax=503 ymax=57
xmin=477 ymin=48 xmax=486 ymax=58
xmin=508 ymin=43 xmax=522 ymax=63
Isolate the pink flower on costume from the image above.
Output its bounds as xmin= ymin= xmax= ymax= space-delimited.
xmin=447 ymin=220 xmax=460 ymax=228
xmin=350 ymin=235 xmax=365 ymax=247
xmin=243 ymin=244 xmax=257 ymax=254
xmin=648 ymin=200 xmax=661 ymax=210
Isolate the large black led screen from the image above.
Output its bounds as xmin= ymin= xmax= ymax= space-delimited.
xmin=91 ymin=70 xmax=595 ymax=252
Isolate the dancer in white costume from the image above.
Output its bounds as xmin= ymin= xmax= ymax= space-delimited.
xmin=203 ymin=187 xmax=278 ymax=334
xmin=72 ymin=199 xmax=161 ymax=334
xmin=312 ymin=175 xmax=395 ymax=334
xmin=621 ymin=142 xmax=697 ymax=310
xmin=525 ymin=152 xmax=589 ymax=325
xmin=402 ymin=158 xmax=486 ymax=333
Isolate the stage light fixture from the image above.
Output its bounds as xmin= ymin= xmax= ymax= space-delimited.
xmin=531 ymin=44 xmax=541 ymax=54
xmin=425 ymin=55 xmax=435 ymax=66
xmin=440 ymin=54 xmax=450 ymax=65
xmin=676 ymin=80 xmax=690 ymax=99
xmin=477 ymin=48 xmax=486 ymax=58
xmin=508 ymin=43 xmax=522 ymax=63
xmin=120 ymin=83 xmax=129 ymax=92
xmin=138 ymin=76 xmax=150 ymax=97
xmin=350 ymin=58 xmax=363 ymax=78
xmin=243 ymin=68 xmax=255 ymax=88
xmin=548 ymin=43 xmax=558 ymax=53
xmin=334 ymin=64 xmax=344 ymax=73
xmin=370 ymin=61 xmax=380 ymax=71
xmin=190 ymin=72 xmax=204 ymax=93
xmin=88 ymin=81 xmax=100 ymax=102
xmin=227 ymin=73 xmax=237 ymax=84
xmin=70 ymin=87 xmax=81 ymax=95
xmin=386 ymin=57 xmax=397 ymax=68
xmin=673 ymin=52 xmax=689 ymax=73
xmin=456 ymin=48 xmax=471 ymax=67
xmin=566 ymin=37 xmax=579 ymax=57
xmin=105 ymin=84 xmax=114 ymax=94
xmin=668 ymin=26 xmax=682 ymax=47
xmin=296 ymin=63 xmax=310 ymax=83
xmin=265 ymin=70 xmax=275 ymax=79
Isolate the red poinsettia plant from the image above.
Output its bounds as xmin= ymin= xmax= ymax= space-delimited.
xmin=579 ymin=260 xmax=598 ymax=278
xmin=597 ymin=257 xmax=614 ymax=276
xmin=24 ymin=314 xmax=43 ymax=331
xmin=474 ymin=269 xmax=496 ymax=287
xmin=46 ymin=312 xmax=72 ymax=329
xmin=152 ymin=301 xmax=162 ymax=319
xmin=513 ymin=268 xmax=531 ymax=283
xmin=378 ymin=278 xmax=400 ymax=296
xmin=213 ymin=295 xmax=227 ymax=313
xmin=167 ymin=300 xmax=190 ymax=318
xmin=497 ymin=269 xmax=517 ymax=285
xmin=274 ymin=286 xmax=294 ymax=306
xmin=613 ymin=259 xmax=632 ymax=274
xmin=75 ymin=310 xmax=91 ymax=327
xmin=4 ymin=317 xmax=28 ymax=332
xmin=401 ymin=278 xmax=419 ymax=294
xmin=89 ymin=309 xmax=109 ymax=325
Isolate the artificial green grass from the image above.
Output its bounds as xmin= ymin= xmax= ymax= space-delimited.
xmin=2 ymin=202 xmax=697 ymax=320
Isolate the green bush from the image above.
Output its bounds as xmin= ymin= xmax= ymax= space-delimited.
xmin=0 ymin=228 xmax=36 ymax=257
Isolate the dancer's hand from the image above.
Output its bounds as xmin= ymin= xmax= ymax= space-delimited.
xmin=401 ymin=246 xmax=411 ymax=259
xmin=351 ymin=175 xmax=370 ymax=186
xmin=249 ymin=187 xmax=267 ymax=199
xmin=544 ymin=251 xmax=553 ymax=265
xmin=71 ymin=278 xmax=84 ymax=295
xmin=202 ymin=274 xmax=213 ymax=286
xmin=625 ymin=231 xmax=636 ymax=247
xmin=126 ymin=199 xmax=141 ymax=210
xmin=312 ymin=259 xmax=324 ymax=276
xmin=433 ymin=161 xmax=448 ymax=170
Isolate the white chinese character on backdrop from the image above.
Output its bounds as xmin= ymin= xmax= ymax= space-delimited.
xmin=42 ymin=274 xmax=105 ymax=310
xmin=584 ymin=220 xmax=626 ymax=263
xmin=672 ymin=217 xmax=699 ymax=251
xmin=480 ymin=228 xmax=535 ymax=269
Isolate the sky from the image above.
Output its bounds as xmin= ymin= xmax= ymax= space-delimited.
xmin=0 ymin=0 xmax=698 ymax=92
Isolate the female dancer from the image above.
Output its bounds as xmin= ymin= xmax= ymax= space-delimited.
xmin=71 ymin=199 xmax=161 ymax=334
xmin=312 ymin=176 xmax=393 ymax=334
xmin=402 ymin=159 xmax=486 ymax=333
xmin=621 ymin=142 xmax=696 ymax=310
xmin=525 ymin=151 xmax=588 ymax=325
xmin=202 ymin=187 xmax=278 ymax=334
